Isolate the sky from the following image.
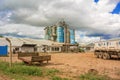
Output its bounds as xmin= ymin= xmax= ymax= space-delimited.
xmin=0 ymin=0 xmax=120 ymax=43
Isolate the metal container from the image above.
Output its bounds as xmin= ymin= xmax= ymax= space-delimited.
xmin=70 ymin=29 xmax=75 ymax=44
xmin=0 ymin=45 xmax=8 ymax=56
xmin=57 ymin=26 xmax=64 ymax=43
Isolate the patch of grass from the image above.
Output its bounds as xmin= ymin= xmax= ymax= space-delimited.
xmin=79 ymin=73 xmax=110 ymax=80
xmin=6 ymin=65 xmax=43 ymax=76
xmin=0 ymin=61 xmax=43 ymax=76
xmin=7 ymin=74 xmax=28 ymax=80
xmin=46 ymin=69 xmax=60 ymax=76
xmin=52 ymin=76 xmax=71 ymax=80
xmin=0 ymin=61 xmax=62 ymax=80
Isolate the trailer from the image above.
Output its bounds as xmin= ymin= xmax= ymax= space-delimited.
xmin=94 ymin=39 xmax=120 ymax=59
xmin=18 ymin=52 xmax=51 ymax=64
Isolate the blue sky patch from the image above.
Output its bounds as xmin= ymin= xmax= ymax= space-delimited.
xmin=111 ymin=2 xmax=120 ymax=14
xmin=94 ymin=0 xmax=99 ymax=3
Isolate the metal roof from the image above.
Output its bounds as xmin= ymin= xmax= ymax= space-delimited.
xmin=0 ymin=38 xmax=9 ymax=46
xmin=0 ymin=38 xmax=64 ymax=47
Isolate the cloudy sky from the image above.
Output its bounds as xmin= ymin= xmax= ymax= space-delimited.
xmin=0 ymin=0 xmax=120 ymax=43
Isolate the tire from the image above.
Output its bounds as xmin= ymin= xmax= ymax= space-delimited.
xmin=99 ymin=52 xmax=103 ymax=59
xmin=103 ymin=52 xmax=110 ymax=60
xmin=117 ymin=53 xmax=120 ymax=58
xmin=96 ymin=52 xmax=99 ymax=58
xmin=94 ymin=52 xmax=99 ymax=58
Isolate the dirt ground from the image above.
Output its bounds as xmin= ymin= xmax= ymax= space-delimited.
xmin=45 ymin=52 xmax=120 ymax=79
xmin=0 ymin=52 xmax=120 ymax=80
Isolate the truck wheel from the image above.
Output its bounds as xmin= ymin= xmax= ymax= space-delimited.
xmin=103 ymin=53 xmax=110 ymax=60
xmin=99 ymin=53 xmax=103 ymax=59
xmin=96 ymin=52 xmax=99 ymax=58
xmin=117 ymin=53 xmax=120 ymax=58
xmin=94 ymin=52 xmax=99 ymax=58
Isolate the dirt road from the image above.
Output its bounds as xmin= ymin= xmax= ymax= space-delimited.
xmin=45 ymin=52 xmax=120 ymax=79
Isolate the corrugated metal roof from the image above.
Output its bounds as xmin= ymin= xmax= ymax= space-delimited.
xmin=0 ymin=38 xmax=9 ymax=46
xmin=0 ymin=38 xmax=63 ymax=47
xmin=9 ymin=38 xmax=23 ymax=46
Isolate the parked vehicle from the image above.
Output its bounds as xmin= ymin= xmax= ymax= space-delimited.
xmin=94 ymin=39 xmax=120 ymax=59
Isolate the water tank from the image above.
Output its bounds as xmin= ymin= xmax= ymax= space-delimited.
xmin=57 ymin=26 xmax=64 ymax=43
xmin=70 ymin=29 xmax=75 ymax=44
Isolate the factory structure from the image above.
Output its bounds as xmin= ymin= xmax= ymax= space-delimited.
xmin=44 ymin=21 xmax=78 ymax=52
xmin=0 ymin=21 xmax=78 ymax=56
xmin=44 ymin=21 xmax=75 ymax=44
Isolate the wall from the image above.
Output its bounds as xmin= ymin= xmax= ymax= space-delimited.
xmin=0 ymin=45 xmax=8 ymax=56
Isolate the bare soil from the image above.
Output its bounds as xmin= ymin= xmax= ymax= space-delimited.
xmin=0 ymin=52 xmax=120 ymax=80
xmin=45 ymin=52 xmax=120 ymax=79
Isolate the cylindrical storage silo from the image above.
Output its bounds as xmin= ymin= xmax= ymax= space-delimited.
xmin=57 ymin=26 xmax=64 ymax=43
xmin=46 ymin=26 xmax=51 ymax=40
xmin=44 ymin=27 xmax=49 ymax=40
xmin=70 ymin=29 xmax=75 ymax=44
xmin=52 ymin=26 xmax=56 ymax=36
xmin=66 ymin=30 xmax=70 ymax=43
xmin=64 ymin=26 xmax=67 ymax=43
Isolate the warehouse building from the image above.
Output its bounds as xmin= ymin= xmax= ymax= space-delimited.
xmin=0 ymin=37 xmax=66 ymax=55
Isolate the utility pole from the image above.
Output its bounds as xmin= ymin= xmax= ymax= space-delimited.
xmin=6 ymin=38 xmax=12 ymax=67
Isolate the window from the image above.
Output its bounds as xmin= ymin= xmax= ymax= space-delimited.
xmin=55 ymin=47 xmax=59 ymax=51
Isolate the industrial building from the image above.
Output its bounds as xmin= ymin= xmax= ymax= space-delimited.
xmin=44 ymin=21 xmax=75 ymax=44
xmin=44 ymin=21 xmax=78 ymax=52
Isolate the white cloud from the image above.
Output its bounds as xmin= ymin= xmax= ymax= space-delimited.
xmin=75 ymin=31 xmax=100 ymax=43
xmin=0 ymin=0 xmax=120 ymax=43
xmin=0 ymin=24 xmax=44 ymax=39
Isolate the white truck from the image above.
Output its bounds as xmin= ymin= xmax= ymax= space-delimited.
xmin=94 ymin=39 xmax=120 ymax=59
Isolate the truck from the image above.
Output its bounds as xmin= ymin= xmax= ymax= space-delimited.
xmin=94 ymin=39 xmax=120 ymax=59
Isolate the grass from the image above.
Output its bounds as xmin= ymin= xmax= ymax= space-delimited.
xmin=0 ymin=61 xmax=60 ymax=80
xmin=79 ymin=73 xmax=110 ymax=80
xmin=0 ymin=62 xmax=43 ymax=76
xmin=51 ymin=76 xmax=71 ymax=80
xmin=46 ymin=68 xmax=60 ymax=76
